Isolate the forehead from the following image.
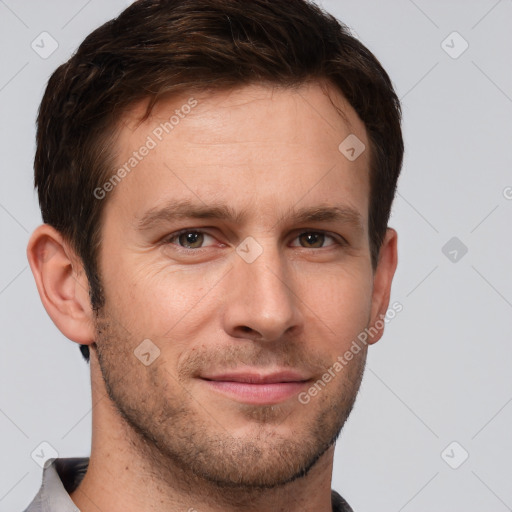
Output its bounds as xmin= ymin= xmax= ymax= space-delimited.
xmin=105 ymin=81 xmax=371 ymax=228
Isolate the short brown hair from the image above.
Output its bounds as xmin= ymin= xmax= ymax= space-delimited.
xmin=34 ymin=0 xmax=404 ymax=363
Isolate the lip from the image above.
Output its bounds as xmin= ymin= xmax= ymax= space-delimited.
xmin=201 ymin=371 xmax=310 ymax=384
xmin=199 ymin=371 xmax=311 ymax=405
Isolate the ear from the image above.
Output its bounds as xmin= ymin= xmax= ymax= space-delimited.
xmin=367 ymin=227 xmax=398 ymax=345
xmin=26 ymin=224 xmax=96 ymax=345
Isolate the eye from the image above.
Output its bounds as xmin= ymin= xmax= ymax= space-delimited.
xmin=164 ymin=229 xmax=343 ymax=251
xmin=290 ymin=231 xmax=340 ymax=248
xmin=166 ymin=230 xmax=217 ymax=249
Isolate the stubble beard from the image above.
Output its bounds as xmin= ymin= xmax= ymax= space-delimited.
xmin=92 ymin=305 xmax=367 ymax=496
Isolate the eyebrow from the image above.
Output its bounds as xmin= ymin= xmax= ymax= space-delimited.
xmin=134 ymin=199 xmax=364 ymax=233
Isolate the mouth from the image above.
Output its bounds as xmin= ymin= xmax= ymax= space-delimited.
xmin=198 ymin=370 xmax=312 ymax=405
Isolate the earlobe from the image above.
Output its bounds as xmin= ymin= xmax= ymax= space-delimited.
xmin=26 ymin=224 xmax=96 ymax=345
xmin=367 ymin=227 xmax=398 ymax=345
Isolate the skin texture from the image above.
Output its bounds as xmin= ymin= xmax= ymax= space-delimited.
xmin=27 ymin=81 xmax=398 ymax=512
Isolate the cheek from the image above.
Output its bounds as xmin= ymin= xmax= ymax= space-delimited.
xmin=102 ymin=236 xmax=373 ymax=358
xmin=299 ymin=266 xmax=373 ymax=347
xmin=107 ymin=255 xmax=226 ymax=340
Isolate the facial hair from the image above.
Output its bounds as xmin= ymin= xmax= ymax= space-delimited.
xmin=92 ymin=303 xmax=367 ymax=496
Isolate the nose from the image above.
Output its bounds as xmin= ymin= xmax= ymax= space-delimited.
xmin=222 ymin=241 xmax=303 ymax=342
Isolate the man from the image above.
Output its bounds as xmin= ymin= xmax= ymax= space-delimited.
xmin=24 ymin=0 xmax=403 ymax=511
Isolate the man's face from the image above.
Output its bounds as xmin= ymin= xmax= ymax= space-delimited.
xmin=93 ymin=82 xmax=376 ymax=487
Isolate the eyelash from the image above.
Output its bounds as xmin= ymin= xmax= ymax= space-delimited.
xmin=163 ymin=229 xmax=346 ymax=250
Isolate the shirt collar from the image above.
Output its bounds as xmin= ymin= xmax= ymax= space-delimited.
xmin=23 ymin=458 xmax=89 ymax=512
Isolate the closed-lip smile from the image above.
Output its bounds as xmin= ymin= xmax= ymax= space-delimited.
xmin=199 ymin=370 xmax=311 ymax=404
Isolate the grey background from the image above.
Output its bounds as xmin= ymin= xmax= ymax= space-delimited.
xmin=1 ymin=0 xmax=511 ymax=510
